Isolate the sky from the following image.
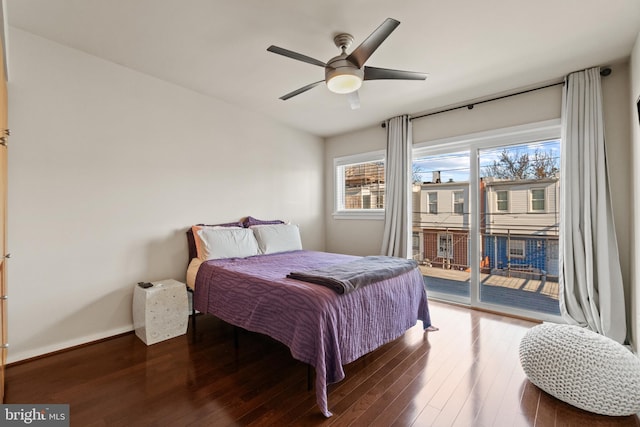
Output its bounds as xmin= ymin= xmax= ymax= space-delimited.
xmin=414 ymin=139 xmax=561 ymax=183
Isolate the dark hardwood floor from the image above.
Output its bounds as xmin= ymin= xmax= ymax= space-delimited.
xmin=5 ymin=301 xmax=639 ymax=426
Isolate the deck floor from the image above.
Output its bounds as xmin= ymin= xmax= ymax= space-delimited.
xmin=420 ymin=266 xmax=560 ymax=315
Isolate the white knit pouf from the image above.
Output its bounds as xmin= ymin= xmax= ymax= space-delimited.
xmin=519 ymin=323 xmax=640 ymax=416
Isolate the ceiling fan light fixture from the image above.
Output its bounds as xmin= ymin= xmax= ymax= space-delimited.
xmin=325 ymin=56 xmax=365 ymax=95
xmin=327 ymin=73 xmax=362 ymax=94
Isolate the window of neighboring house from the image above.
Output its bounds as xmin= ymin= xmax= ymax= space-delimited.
xmin=509 ymin=239 xmax=526 ymax=259
xmin=412 ymin=232 xmax=420 ymax=258
xmin=334 ymin=151 xmax=385 ymax=219
xmin=428 ymin=192 xmax=438 ymax=214
xmin=530 ymin=188 xmax=545 ymax=212
xmin=362 ymin=194 xmax=371 ymax=209
xmin=496 ymin=191 xmax=508 ymax=212
xmin=453 ymin=191 xmax=464 ymax=214
xmin=437 ymin=232 xmax=453 ymax=258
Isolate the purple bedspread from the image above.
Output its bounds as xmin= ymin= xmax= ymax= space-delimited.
xmin=193 ymin=250 xmax=431 ymax=417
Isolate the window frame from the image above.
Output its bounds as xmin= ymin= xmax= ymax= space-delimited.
xmin=333 ymin=150 xmax=386 ymax=220
xmin=453 ymin=191 xmax=464 ymax=215
xmin=427 ymin=192 xmax=438 ymax=214
xmin=530 ymin=188 xmax=546 ymax=212
xmin=508 ymin=239 xmax=526 ymax=259
xmin=437 ymin=232 xmax=453 ymax=258
xmin=496 ymin=190 xmax=509 ymax=212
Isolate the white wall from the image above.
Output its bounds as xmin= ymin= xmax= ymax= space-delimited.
xmin=324 ymin=125 xmax=386 ymax=256
xmin=325 ymin=63 xmax=633 ymax=339
xmin=630 ymin=30 xmax=640 ymax=353
xmin=6 ymin=28 xmax=325 ymax=363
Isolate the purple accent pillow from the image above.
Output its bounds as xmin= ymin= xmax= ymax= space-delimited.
xmin=186 ymin=221 xmax=243 ymax=261
xmin=242 ymin=216 xmax=285 ymax=228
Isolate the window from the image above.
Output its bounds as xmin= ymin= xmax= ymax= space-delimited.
xmin=496 ymin=191 xmax=508 ymax=211
xmin=530 ymin=188 xmax=545 ymax=211
xmin=509 ymin=239 xmax=526 ymax=259
xmin=412 ymin=232 xmax=421 ymax=258
xmin=334 ymin=151 xmax=385 ymax=219
xmin=437 ymin=233 xmax=453 ymax=258
xmin=453 ymin=191 xmax=464 ymax=214
xmin=342 ymin=162 xmax=384 ymax=209
xmin=428 ymin=192 xmax=438 ymax=214
xmin=413 ymin=119 xmax=562 ymax=320
xmin=362 ymin=194 xmax=371 ymax=209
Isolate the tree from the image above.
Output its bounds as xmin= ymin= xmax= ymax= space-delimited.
xmin=412 ymin=164 xmax=425 ymax=184
xmin=483 ymin=149 xmax=558 ymax=180
xmin=531 ymin=149 xmax=559 ymax=179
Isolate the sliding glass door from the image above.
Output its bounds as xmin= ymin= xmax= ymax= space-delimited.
xmin=412 ymin=121 xmax=562 ymax=321
xmin=412 ymin=151 xmax=471 ymax=304
xmin=477 ymin=140 xmax=560 ymax=316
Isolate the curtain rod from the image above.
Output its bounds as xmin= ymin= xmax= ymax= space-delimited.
xmin=381 ymin=67 xmax=612 ymax=128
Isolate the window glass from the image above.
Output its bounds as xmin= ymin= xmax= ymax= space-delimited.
xmin=497 ymin=191 xmax=508 ymax=211
xmin=437 ymin=233 xmax=453 ymax=258
xmin=453 ymin=191 xmax=464 ymax=214
xmin=509 ymin=240 xmax=526 ymax=258
xmin=413 ymin=123 xmax=561 ymax=320
xmin=531 ymin=189 xmax=545 ymax=211
xmin=428 ymin=193 xmax=437 ymax=214
xmin=334 ymin=151 xmax=385 ymax=218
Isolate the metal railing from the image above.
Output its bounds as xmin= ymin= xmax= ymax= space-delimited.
xmin=412 ymin=221 xmax=559 ymax=282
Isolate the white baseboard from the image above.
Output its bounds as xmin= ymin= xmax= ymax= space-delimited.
xmin=6 ymin=325 xmax=134 ymax=365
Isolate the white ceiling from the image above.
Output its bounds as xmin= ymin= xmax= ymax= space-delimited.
xmin=6 ymin=0 xmax=640 ymax=137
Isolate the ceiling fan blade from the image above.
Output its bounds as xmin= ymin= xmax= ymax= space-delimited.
xmin=364 ymin=66 xmax=428 ymax=81
xmin=267 ymin=45 xmax=326 ymax=68
xmin=346 ymin=18 xmax=400 ymax=68
xmin=347 ymin=91 xmax=360 ymax=110
xmin=279 ymin=80 xmax=324 ymax=100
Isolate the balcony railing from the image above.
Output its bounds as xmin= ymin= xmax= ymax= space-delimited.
xmin=412 ymin=220 xmax=560 ymax=315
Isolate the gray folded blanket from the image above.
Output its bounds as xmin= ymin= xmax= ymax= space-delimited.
xmin=287 ymin=256 xmax=419 ymax=294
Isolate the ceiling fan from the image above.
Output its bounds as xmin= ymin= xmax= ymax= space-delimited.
xmin=267 ymin=18 xmax=427 ymax=109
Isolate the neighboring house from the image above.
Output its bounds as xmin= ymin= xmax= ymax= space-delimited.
xmin=412 ymin=176 xmax=560 ymax=278
xmin=482 ymin=176 xmax=560 ymax=278
xmin=344 ymin=162 xmax=385 ymax=209
xmin=413 ymin=180 xmax=470 ymax=269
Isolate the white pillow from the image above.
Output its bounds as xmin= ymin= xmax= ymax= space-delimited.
xmin=191 ymin=225 xmax=243 ymax=259
xmin=251 ymin=224 xmax=302 ymax=254
xmin=196 ymin=227 xmax=260 ymax=260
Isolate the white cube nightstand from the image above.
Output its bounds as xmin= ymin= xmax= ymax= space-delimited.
xmin=133 ymin=279 xmax=188 ymax=345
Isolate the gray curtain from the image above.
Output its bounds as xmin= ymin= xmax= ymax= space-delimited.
xmin=381 ymin=115 xmax=412 ymax=258
xmin=559 ymin=67 xmax=626 ymax=343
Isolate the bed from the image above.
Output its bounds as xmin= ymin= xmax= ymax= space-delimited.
xmin=186 ymin=218 xmax=432 ymax=417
